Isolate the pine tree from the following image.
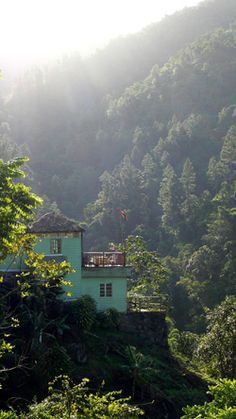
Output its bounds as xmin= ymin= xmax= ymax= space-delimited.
xmin=180 ymin=158 xmax=196 ymax=196
xmin=159 ymin=164 xmax=182 ymax=236
xmin=220 ymin=125 xmax=236 ymax=182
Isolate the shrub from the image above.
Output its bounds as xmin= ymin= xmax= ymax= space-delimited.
xmin=0 ymin=413 xmax=17 ymax=419
xmin=21 ymin=376 xmax=143 ymax=418
xmin=97 ymin=308 xmax=121 ymax=329
xmin=168 ymin=328 xmax=199 ymax=359
xmin=181 ymin=379 xmax=236 ymax=418
xmin=66 ymin=295 xmax=96 ymax=331
xmin=196 ymin=296 xmax=236 ymax=378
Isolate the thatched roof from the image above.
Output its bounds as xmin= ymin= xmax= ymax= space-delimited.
xmin=29 ymin=212 xmax=85 ymax=234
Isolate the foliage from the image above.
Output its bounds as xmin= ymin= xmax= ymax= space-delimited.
xmin=0 ymin=158 xmax=40 ymax=382
xmin=21 ymin=375 xmax=144 ymax=418
xmin=125 ymin=235 xmax=166 ymax=297
xmin=0 ymin=157 xmax=41 ymax=260
xmin=0 ymin=412 xmax=17 ymax=419
xmin=181 ymin=379 xmax=236 ymax=418
xmin=97 ymin=308 xmax=121 ymax=329
xmin=168 ymin=328 xmax=199 ymax=360
xmin=23 ymin=251 xmax=72 ymax=293
xmin=196 ymin=296 xmax=236 ymax=379
xmin=0 ymin=158 xmax=72 ymax=397
xmin=81 ymin=28 xmax=236 ymax=331
xmin=66 ymin=295 xmax=97 ymax=331
xmin=123 ymin=346 xmax=158 ymax=399
xmin=159 ymin=164 xmax=182 ymax=237
xmin=7 ymin=0 xmax=236 ymax=222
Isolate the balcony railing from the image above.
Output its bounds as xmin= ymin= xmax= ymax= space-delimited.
xmin=128 ymin=294 xmax=166 ymax=312
xmin=83 ymin=252 xmax=126 ymax=267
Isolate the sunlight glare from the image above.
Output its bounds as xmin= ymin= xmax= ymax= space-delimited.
xmin=0 ymin=0 xmax=202 ymax=65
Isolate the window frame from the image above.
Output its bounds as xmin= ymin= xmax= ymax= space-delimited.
xmin=100 ymin=283 xmax=105 ymax=297
xmin=100 ymin=283 xmax=112 ymax=297
xmin=106 ymin=283 xmax=112 ymax=297
xmin=50 ymin=238 xmax=62 ymax=254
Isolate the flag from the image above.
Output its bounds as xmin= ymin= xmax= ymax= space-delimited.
xmin=119 ymin=209 xmax=127 ymax=220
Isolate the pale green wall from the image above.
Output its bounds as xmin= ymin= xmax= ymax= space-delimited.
xmin=0 ymin=255 xmax=24 ymax=271
xmin=35 ymin=236 xmax=82 ymax=298
xmin=0 ymin=235 xmax=82 ymax=299
xmin=81 ymin=267 xmax=131 ymax=312
xmin=0 ymin=235 xmax=130 ymax=313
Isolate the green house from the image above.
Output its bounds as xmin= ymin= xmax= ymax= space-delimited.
xmin=0 ymin=212 xmax=131 ymax=313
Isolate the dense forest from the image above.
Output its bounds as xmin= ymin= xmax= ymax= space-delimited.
xmin=0 ymin=0 xmax=236 ymax=417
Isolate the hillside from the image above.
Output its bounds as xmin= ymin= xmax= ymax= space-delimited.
xmin=85 ymin=26 xmax=236 ymax=331
xmin=85 ymin=0 xmax=236 ymax=94
xmin=2 ymin=0 xmax=236 ymax=220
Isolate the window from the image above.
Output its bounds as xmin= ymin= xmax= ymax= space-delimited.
xmin=50 ymin=239 xmax=62 ymax=254
xmin=100 ymin=283 xmax=112 ymax=297
xmin=106 ymin=283 xmax=112 ymax=297
xmin=100 ymin=283 xmax=105 ymax=297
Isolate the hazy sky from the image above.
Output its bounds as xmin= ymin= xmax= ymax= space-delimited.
xmin=0 ymin=0 xmax=202 ymax=66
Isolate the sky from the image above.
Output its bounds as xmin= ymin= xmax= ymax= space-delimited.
xmin=0 ymin=0 xmax=202 ymax=68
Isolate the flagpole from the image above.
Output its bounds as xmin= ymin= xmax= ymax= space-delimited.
xmin=120 ymin=216 xmax=125 ymax=266
xmin=118 ymin=209 xmax=127 ymax=266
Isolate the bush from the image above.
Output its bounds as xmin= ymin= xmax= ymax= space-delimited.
xmin=97 ymin=308 xmax=121 ymax=329
xmin=0 ymin=413 xmax=17 ymax=419
xmin=66 ymin=295 xmax=96 ymax=331
xmin=181 ymin=379 xmax=236 ymax=418
xmin=33 ymin=343 xmax=71 ymax=384
xmin=21 ymin=376 xmax=143 ymax=418
xmin=168 ymin=328 xmax=199 ymax=359
xmin=196 ymin=296 xmax=236 ymax=378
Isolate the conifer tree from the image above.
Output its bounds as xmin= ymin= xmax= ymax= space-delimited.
xmin=180 ymin=158 xmax=196 ymax=196
xmin=159 ymin=164 xmax=182 ymax=236
xmin=220 ymin=125 xmax=236 ymax=182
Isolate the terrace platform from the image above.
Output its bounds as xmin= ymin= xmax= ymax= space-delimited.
xmin=83 ymin=252 xmax=126 ymax=267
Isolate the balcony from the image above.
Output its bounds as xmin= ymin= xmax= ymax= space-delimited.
xmin=83 ymin=252 xmax=126 ymax=267
xmin=43 ymin=255 xmax=67 ymax=263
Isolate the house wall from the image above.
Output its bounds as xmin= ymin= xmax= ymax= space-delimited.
xmin=0 ymin=255 xmax=24 ymax=271
xmin=0 ymin=235 xmax=82 ymax=300
xmin=81 ymin=267 xmax=131 ymax=312
xmin=35 ymin=236 xmax=82 ymax=298
xmin=0 ymin=234 xmax=130 ymax=313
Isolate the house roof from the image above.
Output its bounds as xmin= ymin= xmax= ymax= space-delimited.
xmin=29 ymin=212 xmax=85 ymax=234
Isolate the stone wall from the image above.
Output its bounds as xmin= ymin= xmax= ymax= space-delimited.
xmin=119 ymin=311 xmax=168 ymax=348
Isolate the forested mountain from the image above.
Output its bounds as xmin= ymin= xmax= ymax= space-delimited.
xmin=2 ymin=0 xmax=236 ymax=220
xmin=86 ymin=27 xmax=236 ymax=245
xmin=0 ymin=0 xmax=235 ymax=332
xmin=84 ymin=26 xmax=236 ymax=331
xmin=85 ymin=0 xmax=236 ymax=94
